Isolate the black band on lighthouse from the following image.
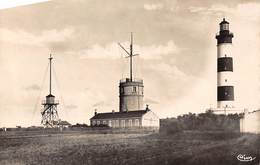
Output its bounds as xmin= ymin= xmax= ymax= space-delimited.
xmin=216 ymin=33 xmax=233 ymax=44
xmin=217 ymin=86 xmax=234 ymax=101
xmin=217 ymin=57 xmax=233 ymax=72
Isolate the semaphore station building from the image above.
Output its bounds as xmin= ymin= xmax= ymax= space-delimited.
xmin=90 ymin=105 xmax=159 ymax=128
xmin=90 ymin=34 xmax=159 ymax=129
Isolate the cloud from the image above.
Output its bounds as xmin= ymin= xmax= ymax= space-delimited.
xmin=188 ymin=7 xmax=205 ymax=13
xmin=25 ymin=84 xmax=41 ymax=91
xmin=236 ymin=3 xmax=260 ymax=21
xmin=79 ymin=42 xmax=120 ymax=59
xmin=138 ymin=40 xmax=179 ymax=59
xmin=65 ymin=104 xmax=78 ymax=110
xmin=0 ymin=28 xmax=74 ymax=47
xmin=146 ymin=62 xmax=188 ymax=79
xmin=92 ymin=101 xmax=111 ymax=107
xmin=188 ymin=2 xmax=260 ymax=22
xmin=188 ymin=5 xmax=230 ymax=16
xmin=144 ymin=3 xmax=163 ymax=11
xmin=79 ymin=40 xmax=179 ymax=59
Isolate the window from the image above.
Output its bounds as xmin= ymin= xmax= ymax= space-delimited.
xmin=128 ymin=119 xmax=132 ymax=127
xmin=135 ymin=119 xmax=139 ymax=127
xmin=103 ymin=120 xmax=107 ymax=125
xmin=92 ymin=120 xmax=96 ymax=125
xmin=133 ymin=86 xmax=137 ymax=93
xmin=121 ymin=120 xmax=125 ymax=128
xmin=97 ymin=120 xmax=100 ymax=125
xmin=115 ymin=120 xmax=119 ymax=127
xmin=223 ymin=24 xmax=229 ymax=30
xmin=112 ymin=120 xmax=115 ymax=128
xmin=220 ymin=23 xmax=229 ymax=31
xmin=120 ymin=87 xmax=124 ymax=94
xmin=109 ymin=120 xmax=112 ymax=127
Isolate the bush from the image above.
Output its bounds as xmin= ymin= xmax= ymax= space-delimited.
xmin=160 ymin=111 xmax=243 ymax=133
xmin=160 ymin=118 xmax=183 ymax=135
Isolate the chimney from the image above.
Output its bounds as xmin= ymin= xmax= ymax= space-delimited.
xmin=146 ymin=104 xmax=150 ymax=111
xmin=112 ymin=110 xmax=115 ymax=114
xmin=94 ymin=109 xmax=97 ymax=115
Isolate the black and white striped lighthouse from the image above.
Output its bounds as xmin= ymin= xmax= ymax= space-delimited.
xmin=215 ymin=18 xmax=234 ymax=108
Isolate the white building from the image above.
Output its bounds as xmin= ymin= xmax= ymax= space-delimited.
xmin=90 ymin=108 xmax=159 ymax=128
xmin=240 ymin=110 xmax=260 ymax=134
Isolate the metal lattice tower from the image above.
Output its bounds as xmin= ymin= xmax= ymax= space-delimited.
xmin=41 ymin=54 xmax=59 ymax=127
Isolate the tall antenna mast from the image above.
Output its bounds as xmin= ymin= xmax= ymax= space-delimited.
xmin=49 ymin=54 xmax=53 ymax=95
xmin=118 ymin=32 xmax=138 ymax=82
xmin=130 ymin=33 xmax=133 ymax=81
xmin=41 ymin=54 xmax=59 ymax=128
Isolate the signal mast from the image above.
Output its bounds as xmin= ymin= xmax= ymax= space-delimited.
xmin=41 ymin=54 xmax=59 ymax=127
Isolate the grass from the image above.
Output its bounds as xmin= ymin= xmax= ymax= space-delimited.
xmin=0 ymin=130 xmax=259 ymax=165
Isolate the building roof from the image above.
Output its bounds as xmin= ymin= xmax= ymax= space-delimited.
xmin=120 ymin=78 xmax=143 ymax=83
xmin=90 ymin=110 xmax=149 ymax=120
xmin=46 ymin=94 xmax=55 ymax=97
xmin=248 ymin=109 xmax=260 ymax=114
xmin=219 ymin=18 xmax=229 ymax=25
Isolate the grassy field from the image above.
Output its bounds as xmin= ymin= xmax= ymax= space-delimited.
xmin=0 ymin=130 xmax=260 ymax=165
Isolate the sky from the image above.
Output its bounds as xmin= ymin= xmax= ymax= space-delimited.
xmin=0 ymin=0 xmax=260 ymax=127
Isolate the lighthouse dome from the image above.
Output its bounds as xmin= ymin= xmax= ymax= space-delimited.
xmin=219 ymin=18 xmax=229 ymax=25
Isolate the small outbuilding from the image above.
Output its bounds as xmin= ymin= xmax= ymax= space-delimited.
xmin=240 ymin=110 xmax=260 ymax=134
xmin=57 ymin=120 xmax=72 ymax=128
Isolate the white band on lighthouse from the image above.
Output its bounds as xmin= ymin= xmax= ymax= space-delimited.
xmin=217 ymin=72 xmax=234 ymax=86
xmin=217 ymin=44 xmax=233 ymax=58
